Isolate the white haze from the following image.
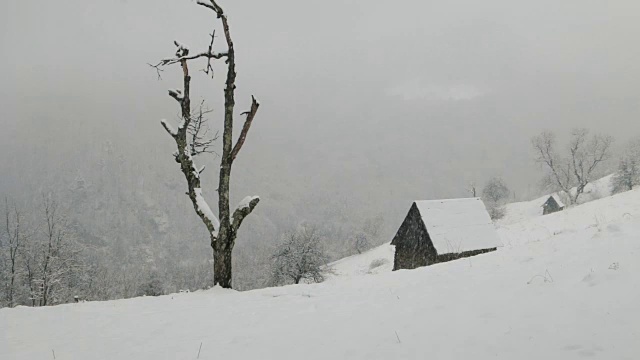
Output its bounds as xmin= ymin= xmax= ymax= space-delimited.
xmin=1 ymin=0 xmax=639 ymax=289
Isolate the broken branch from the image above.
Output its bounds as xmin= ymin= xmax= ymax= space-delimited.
xmin=231 ymin=96 xmax=260 ymax=162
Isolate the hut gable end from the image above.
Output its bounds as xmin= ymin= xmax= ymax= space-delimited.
xmin=392 ymin=203 xmax=437 ymax=270
xmin=542 ymin=194 xmax=565 ymax=215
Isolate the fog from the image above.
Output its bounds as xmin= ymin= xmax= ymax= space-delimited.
xmin=1 ymin=0 xmax=639 ymax=290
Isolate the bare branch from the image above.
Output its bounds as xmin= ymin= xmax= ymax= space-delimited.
xmin=231 ymin=96 xmax=260 ymax=162
xmin=149 ymin=38 xmax=227 ymax=80
xmin=188 ymin=101 xmax=219 ymax=157
xmin=197 ymin=0 xmax=224 ymax=17
xmin=147 ymin=63 xmax=164 ymax=80
xmin=203 ymin=30 xmax=216 ymax=78
xmin=586 ymin=134 xmax=613 ymax=175
xmin=152 ymin=51 xmax=228 ymax=69
xmin=196 ymin=0 xmax=216 ymax=12
xmin=532 ymin=131 xmax=571 ymax=195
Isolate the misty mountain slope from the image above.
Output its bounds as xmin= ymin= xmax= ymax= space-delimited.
xmin=2 ymin=188 xmax=639 ymax=359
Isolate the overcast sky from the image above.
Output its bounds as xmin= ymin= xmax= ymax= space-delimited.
xmin=2 ymin=0 xmax=640 ymax=203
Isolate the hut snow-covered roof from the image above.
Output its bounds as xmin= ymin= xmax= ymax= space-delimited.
xmin=413 ymin=198 xmax=502 ymax=255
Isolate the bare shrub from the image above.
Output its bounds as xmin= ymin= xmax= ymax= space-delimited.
xmin=270 ymin=226 xmax=329 ymax=285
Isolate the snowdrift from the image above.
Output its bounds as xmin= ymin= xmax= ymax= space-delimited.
xmin=2 ymin=186 xmax=639 ymax=360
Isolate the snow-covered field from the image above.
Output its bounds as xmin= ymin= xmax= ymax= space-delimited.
xmin=2 ymin=187 xmax=639 ymax=359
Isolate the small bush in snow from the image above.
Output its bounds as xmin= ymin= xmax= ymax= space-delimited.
xmin=270 ymin=225 xmax=329 ymax=285
xmin=137 ymin=274 xmax=164 ymax=297
xmin=482 ymin=177 xmax=509 ymax=220
xmin=482 ymin=177 xmax=510 ymax=204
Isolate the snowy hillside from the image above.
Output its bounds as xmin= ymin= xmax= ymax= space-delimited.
xmin=329 ymin=242 xmax=396 ymax=276
xmin=499 ymin=174 xmax=615 ymax=225
xmin=2 ymin=187 xmax=640 ymax=359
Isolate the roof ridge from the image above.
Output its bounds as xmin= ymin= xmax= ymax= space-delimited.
xmin=414 ymin=197 xmax=480 ymax=203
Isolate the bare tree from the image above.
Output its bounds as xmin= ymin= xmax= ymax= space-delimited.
xmin=362 ymin=215 xmax=384 ymax=240
xmin=612 ymin=137 xmax=640 ymax=193
xmin=467 ymin=182 xmax=477 ymax=197
xmin=482 ymin=177 xmax=510 ymax=204
xmin=352 ymin=232 xmax=370 ymax=255
xmin=481 ymin=177 xmax=509 ymax=220
xmin=352 ymin=215 xmax=384 ymax=254
xmin=532 ymin=131 xmax=573 ymax=197
xmin=27 ymin=196 xmax=85 ymax=306
xmin=568 ymin=128 xmax=614 ymax=202
xmin=532 ymin=129 xmax=613 ymax=204
xmin=151 ymin=1 xmax=260 ymax=288
xmin=270 ymin=226 xmax=329 ymax=285
xmin=1 ymin=199 xmax=23 ymax=307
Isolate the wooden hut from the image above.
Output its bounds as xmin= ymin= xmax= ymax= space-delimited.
xmin=391 ymin=198 xmax=502 ymax=271
xmin=542 ymin=194 xmax=565 ymax=215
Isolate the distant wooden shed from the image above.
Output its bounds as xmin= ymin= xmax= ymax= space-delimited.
xmin=391 ymin=198 xmax=502 ymax=271
xmin=542 ymin=194 xmax=565 ymax=215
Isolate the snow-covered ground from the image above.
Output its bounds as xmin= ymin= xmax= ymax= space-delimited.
xmin=499 ymin=174 xmax=614 ymax=225
xmin=2 ymin=186 xmax=639 ymax=359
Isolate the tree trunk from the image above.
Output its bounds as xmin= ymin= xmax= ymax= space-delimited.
xmin=213 ymin=240 xmax=233 ymax=288
xmin=573 ymin=184 xmax=585 ymax=204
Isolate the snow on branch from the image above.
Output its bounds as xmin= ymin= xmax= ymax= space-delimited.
xmin=231 ymin=195 xmax=260 ymax=231
xmin=160 ymin=119 xmax=178 ymax=137
xmin=169 ymin=89 xmax=184 ymax=102
xmin=194 ymin=188 xmax=220 ymax=237
xmin=160 ymin=115 xmax=187 ymax=140
xmin=236 ymin=196 xmax=259 ymax=212
xmin=173 ymin=40 xmax=190 ymax=56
